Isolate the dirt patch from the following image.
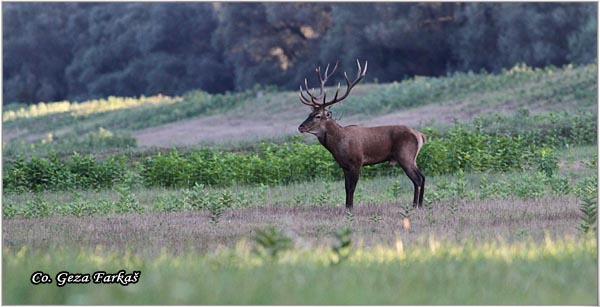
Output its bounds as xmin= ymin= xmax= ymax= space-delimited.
xmin=349 ymin=102 xmax=471 ymax=127
xmin=134 ymin=114 xmax=300 ymax=147
xmin=133 ymin=102 xmax=477 ymax=148
xmin=2 ymin=127 xmax=27 ymax=145
xmin=134 ymin=93 xmax=576 ymax=148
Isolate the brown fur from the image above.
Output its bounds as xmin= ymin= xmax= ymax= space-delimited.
xmin=297 ymin=60 xmax=425 ymax=209
xmin=299 ymin=111 xmax=426 ymax=209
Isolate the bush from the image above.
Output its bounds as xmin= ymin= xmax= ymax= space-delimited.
xmin=4 ymin=152 xmax=126 ymax=192
xmin=417 ymin=125 xmax=542 ymax=175
xmin=2 ymin=121 xmax=585 ymax=192
xmin=472 ymin=110 xmax=597 ymax=148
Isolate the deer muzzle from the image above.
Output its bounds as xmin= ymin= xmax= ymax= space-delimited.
xmin=298 ymin=124 xmax=308 ymax=133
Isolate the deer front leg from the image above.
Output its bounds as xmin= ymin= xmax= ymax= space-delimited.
xmin=343 ymin=168 xmax=360 ymax=210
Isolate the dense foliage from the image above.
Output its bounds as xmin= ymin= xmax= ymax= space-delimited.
xmin=3 ymin=123 xmax=578 ymax=192
xmin=4 ymin=2 xmax=596 ymax=104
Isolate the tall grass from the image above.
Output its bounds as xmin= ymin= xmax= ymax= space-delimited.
xmin=3 ymin=235 xmax=596 ymax=304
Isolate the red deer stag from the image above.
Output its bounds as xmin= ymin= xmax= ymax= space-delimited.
xmin=297 ymin=59 xmax=426 ymax=209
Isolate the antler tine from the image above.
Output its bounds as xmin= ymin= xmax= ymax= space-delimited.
xmin=315 ymin=65 xmax=326 ymax=98
xmin=325 ymin=61 xmax=339 ymax=80
xmin=319 ymin=61 xmax=339 ymax=85
xmin=298 ymin=59 xmax=366 ymax=109
xmin=315 ymin=61 xmax=340 ymax=102
xmin=332 ymin=82 xmax=341 ymax=102
xmin=299 ymin=86 xmax=317 ymax=107
xmin=303 ymin=78 xmax=322 ymax=103
xmin=359 ymin=59 xmax=368 ymax=78
xmin=322 ymin=59 xmax=367 ymax=108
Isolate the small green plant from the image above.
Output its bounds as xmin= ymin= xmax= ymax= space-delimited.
xmin=547 ymin=175 xmax=570 ymax=195
xmin=3 ymin=202 xmax=19 ymax=218
xmin=449 ymin=199 xmax=459 ymax=215
xmin=400 ymin=203 xmax=413 ymax=219
xmin=388 ymin=180 xmax=402 ymax=198
xmin=370 ymin=215 xmax=383 ymax=223
xmin=218 ymin=189 xmax=234 ymax=208
xmin=424 ymin=202 xmax=435 ymax=225
xmin=293 ymin=195 xmax=305 ymax=206
xmin=252 ymin=226 xmax=293 ymax=259
xmin=455 ymin=170 xmax=467 ymax=197
xmin=584 ymin=153 xmax=598 ymax=169
xmin=256 ymin=183 xmax=269 ymax=205
xmin=183 ymin=183 xmax=211 ymax=210
xmin=153 ymin=194 xmax=183 ymax=212
xmin=314 ymin=183 xmax=332 ymax=206
xmin=514 ymin=229 xmax=529 ymax=239
xmin=345 ymin=210 xmax=355 ymax=223
xmin=63 ymin=193 xmax=89 ymax=217
xmin=537 ymin=148 xmax=559 ymax=178
xmin=330 ymin=227 xmax=352 ymax=265
xmin=399 ymin=203 xmax=413 ymax=232
xmin=208 ymin=190 xmax=234 ymax=224
xmin=512 ymin=172 xmax=547 ymax=199
xmin=115 ymin=186 xmax=143 ymax=214
xmin=577 ymin=178 xmax=597 ymax=234
xmin=22 ymin=195 xmax=50 ymax=218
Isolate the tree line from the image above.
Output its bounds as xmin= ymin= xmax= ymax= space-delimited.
xmin=3 ymin=2 xmax=596 ymax=105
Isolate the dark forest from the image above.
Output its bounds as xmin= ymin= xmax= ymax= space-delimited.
xmin=3 ymin=2 xmax=596 ymax=105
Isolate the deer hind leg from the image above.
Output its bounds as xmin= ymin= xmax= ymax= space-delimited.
xmin=415 ymin=165 xmax=426 ymax=207
xmin=398 ymin=159 xmax=425 ymax=208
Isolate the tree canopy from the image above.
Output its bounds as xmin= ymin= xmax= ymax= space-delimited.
xmin=3 ymin=2 xmax=597 ymax=105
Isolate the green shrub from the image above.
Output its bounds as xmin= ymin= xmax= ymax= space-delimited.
xmin=472 ymin=110 xmax=597 ymax=148
xmin=3 ymin=152 xmax=126 ymax=192
xmin=331 ymin=227 xmax=352 ymax=265
xmin=417 ymin=125 xmax=540 ymax=176
xmin=3 ymin=121 xmax=586 ymax=193
xmin=153 ymin=194 xmax=184 ymax=213
xmin=252 ymin=226 xmax=293 ymax=259
xmin=114 ymin=186 xmax=143 ymax=214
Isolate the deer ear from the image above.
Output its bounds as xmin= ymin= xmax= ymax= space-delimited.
xmin=325 ymin=110 xmax=332 ymax=118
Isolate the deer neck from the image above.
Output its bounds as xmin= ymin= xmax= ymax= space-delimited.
xmin=316 ymin=120 xmax=344 ymax=151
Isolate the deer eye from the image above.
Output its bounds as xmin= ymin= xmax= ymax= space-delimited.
xmin=315 ymin=114 xmax=322 ymax=119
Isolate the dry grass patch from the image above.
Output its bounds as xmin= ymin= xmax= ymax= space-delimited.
xmin=4 ymin=196 xmax=580 ymax=255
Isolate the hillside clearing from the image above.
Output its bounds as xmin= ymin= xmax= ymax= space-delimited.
xmin=4 ymin=64 xmax=595 ymax=149
xmin=133 ymin=102 xmax=468 ymax=147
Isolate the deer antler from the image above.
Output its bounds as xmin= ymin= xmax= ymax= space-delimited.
xmin=299 ymin=59 xmax=367 ymax=109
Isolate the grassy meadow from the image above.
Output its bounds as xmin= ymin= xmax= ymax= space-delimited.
xmin=2 ymin=63 xmax=598 ymax=304
xmin=4 ymin=235 xmax=596 ymax=305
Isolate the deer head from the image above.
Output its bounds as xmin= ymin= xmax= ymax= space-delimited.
xmin=297 ymin=59 xmax=367 ymax=135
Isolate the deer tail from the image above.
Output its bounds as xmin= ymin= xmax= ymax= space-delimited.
xmin=414 ymin=132 xmax=425 ymax=165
